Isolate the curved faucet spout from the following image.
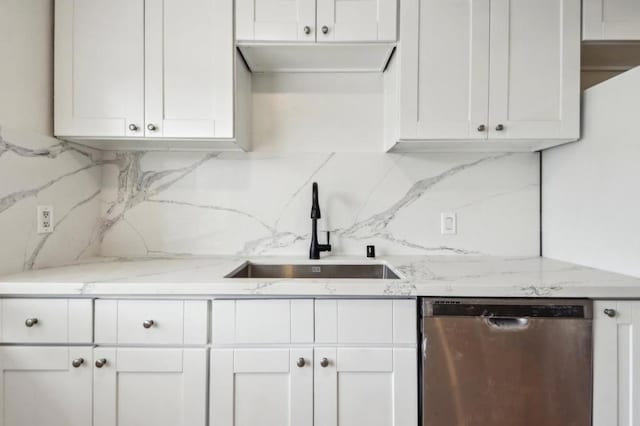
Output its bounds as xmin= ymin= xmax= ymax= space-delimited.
xmin=309 ymin=182 xmax=331 ymax=259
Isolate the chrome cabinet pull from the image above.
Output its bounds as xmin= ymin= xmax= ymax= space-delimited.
xmin=72 ymin=358 xmax=85 ymax=368
xmin=477 ymin=125 xmax=486 ymax=132
xmin=297 ymin=357 xmax=306 ymax=368
xmin=495 ymin=124 xmax=505 ymax=131
xmin=142 ymin=319 xmax=155 ymax=329
xmin=321 ymin=26 xmax=329 ymax=34
xmin=95 ymin=358 xmax=107 ymax=368
xmin=128 ymin=124 xmax=139 ymax=132
xmin=604 ymin=309 xmax=616 ymax=318
xmin=320 ymin=357 xmax=329 ymax=368
xmin=303 ymin=26 xmax=311 ymax=35
xmin=25 ymin=318 xmax=38 ymax=327
xmin=147 ymin=124 xmax=157 ymax=131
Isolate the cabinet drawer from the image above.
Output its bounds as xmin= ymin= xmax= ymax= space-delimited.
xmin=212 ymin=299 xmax=314 ymax=345
xmin=0 ymin=298 xmax=92 ymax=344
xmin=95 ymin=300 xmax=208 ymax=345
xmin=315 ymin=299 xmax=416 ymax=345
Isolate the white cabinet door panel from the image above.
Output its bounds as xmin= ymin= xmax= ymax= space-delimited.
xmin=94 ymin=348 xmax=207 ymax=426
xmin=210 ymin=348 xmax=313 ymax=426
xmin=236 ymin=0 xmax=316 ymax=41
xmin=314 ymin=347 xmax=417 ymax=426
xmin=145 ymin=0 xmax=234 ymax=138
xmin=55 ymin=0 xmax=145 ymax=137
xmin=0 ymin=346 xmax=92 ymax=426
xmin=488 ymin=0 xmax=580 ymax=140
xmin=400 ymin=0 xmax=490 ymax=140
xmin=593 ymin=301 xmax=640 ymax=426
xmin=316 ymin=0 xmax=397 ymax=41
xmin=584 ymin=0 xmax=640 ymax=40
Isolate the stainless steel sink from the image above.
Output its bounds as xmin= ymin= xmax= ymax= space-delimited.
xmin=226 ymin=262 xmax=401 ymax=279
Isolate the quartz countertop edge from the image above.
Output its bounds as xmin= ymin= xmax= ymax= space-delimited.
xmin=0 ymin=255 xmax=638 ymax=298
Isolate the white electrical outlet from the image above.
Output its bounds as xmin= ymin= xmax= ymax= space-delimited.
xmin=37 ymin=206 xmax=54 ymax=234
xmin=441 ymin=212 xmax=457 ymax=235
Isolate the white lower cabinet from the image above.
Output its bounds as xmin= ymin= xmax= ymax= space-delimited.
xmin=210 ymin=348 xmax=313 ymax=426
xmin=94 ymin=347 xmax=208 ymax=426
xmin=314 ymin=347 xmax=417 ymax=426
xmin=593 ymin=300 xmax=640 ymax=426
xmin=0 ymin=346 xmax=93 ymax=426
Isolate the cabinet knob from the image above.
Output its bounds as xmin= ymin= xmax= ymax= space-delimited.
xmin=604 ymin=308 xmax=617 ymax=318
xmin=495 ymin=124 xmax=505 ymax=131
xmin=142 ymin=319 xmax=155 ymax=329
xmin=128 ymin=124 xmax=139 ymax=132
xmin=303 ymin=26 xmax=311 ymax=35
xmin=147 ymin=124 xmax=157 ymax=132
xmin=72 ymin=358 xmax=85 ymax=368
xmin=95 ymin=358 xmax=107 ymax=368
xmin=321 ymin=26 xmax=329 ymax=34
xmin=320 ymin=357 xmax=329 ymax=368
xmin=25 ymin=318 xmax=38 ymax=328
xmin=297 ymin=357 xmax=306 ymax=368
xmin=477 ymin=124 xmax=486 ymax=132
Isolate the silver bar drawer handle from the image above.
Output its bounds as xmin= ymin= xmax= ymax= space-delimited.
xmin=297 ymin=357 xmax=306 ymax=368
xmin=95 ymin=359 xmax=107 ymax=368
xmin=72 ymin=358 xmax=85 ymax=368
xmin=143 ymin=319 xmax=155 ymax=329
xmin=304 ymin=26 xmax=311 ymax=35
xmin=25 ymin=318 xmax=38 ymax=327
xmin=495 ymin=124 xmax=505 ymax=131
xmin=604 ymin=309 xmax=616 ymax=318
xmin=321 ymin=26 xmax=329 ymax=34
xmin=128 ymin=124 xmax=139 ymax=132
xmin=147 ymin=124 xmax=157 ymax=131
xmin=320 ymin=358 xmax=329 ymax=368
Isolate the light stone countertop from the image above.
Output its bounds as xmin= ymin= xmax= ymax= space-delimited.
xmin=0 ymin=255 xmax=638 ymax=298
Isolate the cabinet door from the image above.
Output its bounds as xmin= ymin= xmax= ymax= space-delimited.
xmin=0 ymin=346 xmax=92 ymax=426
xmin=145 ymin=0 xmax=233 ymax=139
xmin=488 ymin=0 xmax=580 ymax=140
xmin=593 ymin=301 xmax=640 ymax=426
xmin=210 ymin=348 xmax=313 ymax=426
xmin=236 ymin=0 xmax=316 ymax=42
xmin=314 ymin=347 xmax=417 ymax=426
xmin=93 ymin=348 xmax=207 ymax=426
xmin=316 ymin=0 xmax=396 ymax=41
xmin=399 ymin=0 xmax=490 ymax=140
xmin=584 ymin=0 xmax=640 ymax=40
xmin=55 ymin=0 xmax=145 ymax=138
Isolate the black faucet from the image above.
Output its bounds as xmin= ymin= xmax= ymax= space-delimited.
xmin=310 ymin=182 xmax=332 ymax=259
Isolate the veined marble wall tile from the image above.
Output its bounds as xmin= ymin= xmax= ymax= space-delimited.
xmin=0 ymin=127 xmax=103 ymax=275
xmin=98 ymin=151 xmax=540 ymax=257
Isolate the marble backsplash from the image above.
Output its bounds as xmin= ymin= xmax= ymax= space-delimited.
xmin=96 ymin=150 xmax=540 ymax=259
xmin=0 ymin=127 xmax=103 ymax=276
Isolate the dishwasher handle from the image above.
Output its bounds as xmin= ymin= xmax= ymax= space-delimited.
xmin=484 ymin=317 xmax=530 ymax=330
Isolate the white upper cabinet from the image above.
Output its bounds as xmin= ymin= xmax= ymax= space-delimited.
xmin=584 ymin=0 xmax=640 ymax=40
xmin=316 ymin=0 xmax=397 ymax=42
xmin=386 ymin=0 xmax=581 ymax=152
xmin=236 ymin=0 xmax=315 ymax=41
xmin=237 ymin=0 xmax=397 ymax=43
xmin=145 ymin=0 xmax=234 ymax=139
xmin=487 ymin=0 xmax=580 ymax=141
xmin=54 ymin=0 xmax=145 ymax=138
xmin=55 ymin=0 xmax=247 ymax=147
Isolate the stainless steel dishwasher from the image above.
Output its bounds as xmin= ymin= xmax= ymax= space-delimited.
xmin=421 ymin=298 xmax=593 ymax=426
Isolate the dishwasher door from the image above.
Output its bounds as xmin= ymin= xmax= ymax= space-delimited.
xmin=421 ymin=299 xmax=593 ymax=426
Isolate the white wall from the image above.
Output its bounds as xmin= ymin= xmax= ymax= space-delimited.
xmin=0 ymin=0 xmax=53 ymax=135
xmin=543 ymin=67 xmax=640 ymax=278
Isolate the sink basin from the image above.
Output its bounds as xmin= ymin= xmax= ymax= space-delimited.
xmin=226 ymin=262 xmax=401 ymax=279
